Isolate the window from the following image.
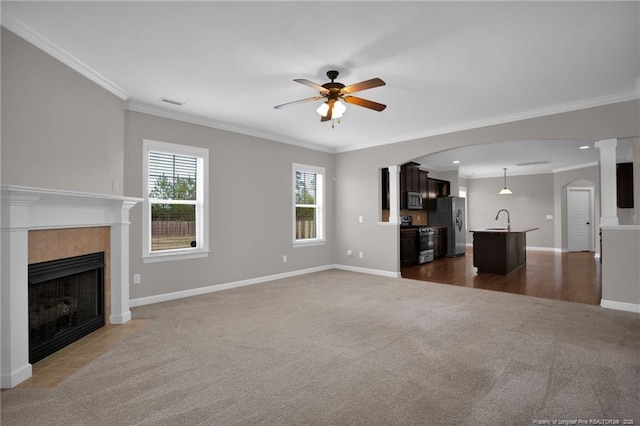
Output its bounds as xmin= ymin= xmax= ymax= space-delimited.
xmin=293 ymin=163 xmax=325 ymax=246
xmin=143 ymin=140 xmax=209 ymax=262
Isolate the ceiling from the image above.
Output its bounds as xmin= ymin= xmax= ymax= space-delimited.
xmin=2 ymin=1 xmax=639 ymax=176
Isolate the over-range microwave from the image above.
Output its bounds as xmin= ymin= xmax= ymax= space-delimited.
xmin=407 ymin=191 xmax=423 ymax=210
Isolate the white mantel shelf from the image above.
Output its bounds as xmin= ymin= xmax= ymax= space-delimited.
xmin=1 ymin=185 xmax=142 ymax=388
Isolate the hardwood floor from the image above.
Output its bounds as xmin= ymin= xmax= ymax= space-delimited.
xmin=401 ymin=247 xmax=601 ymax=305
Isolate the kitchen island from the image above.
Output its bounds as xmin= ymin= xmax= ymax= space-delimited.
xmin=470 ymin=227 xmax=538 ymax=274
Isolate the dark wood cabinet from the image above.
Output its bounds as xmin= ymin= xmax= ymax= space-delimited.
xmin=381 ymin=167 xmax=390 ymax=210
xmin=426 ymin=178 xmax=438 ymax=210
xmin=404 ymin=162 xmax=420 ymax=193
xmin=420 ymin=170 xmax=429 ymax=210
xmin=433 ymin=226 xmax=447 ymax=259
xmin=425 ymin=178 xmax=450 ymax=211
xmin=617 ymin=162 xmax=634 ymax=208
xmin=472 ymin=231 xmax=527 ymax=274
xmin=400 ymin=162 xmax=421 ymax=209
xmin=400 ymin=228 xmax=418 ymax=267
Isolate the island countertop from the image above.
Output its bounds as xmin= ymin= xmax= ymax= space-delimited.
xmin=470 ymin=227 xmax=539 ymax=234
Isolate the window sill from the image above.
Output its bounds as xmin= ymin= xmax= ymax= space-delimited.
xmin=142 ymin=249 xmax=210 ymax=263
xmin=293 ymin=239 xmax=326 ymax=248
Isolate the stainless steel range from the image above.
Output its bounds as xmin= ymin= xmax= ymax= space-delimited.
xmin=418 ymin=227 xmax=434 ymax=264
xmin=400 ymin=216 xmax=434 ymax=264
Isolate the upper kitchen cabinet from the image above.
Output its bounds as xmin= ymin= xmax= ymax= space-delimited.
xmin=617 ymin=162 xmax=634 ymax=208
xmin=420 ymin=170 xmax=429 ymax=210
xmin=426 ymin=177 xmax=451 ymax=211
xmin=401 ymin=162 xmax=421 ymax=193
xmin=381 ymin=167 xmax=390 ymax=210
xmin=400 ymin=162 xmax=421 ymax=209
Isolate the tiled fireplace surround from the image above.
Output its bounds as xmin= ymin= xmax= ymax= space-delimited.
xmin=1 ymin=186 xmax=141 ymax=388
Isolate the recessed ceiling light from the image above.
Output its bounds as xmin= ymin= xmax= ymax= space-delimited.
xmin=579 ymin=145 xmax=590 ymax=150
xmin=453 ymin=160 xmax=460 ymax=164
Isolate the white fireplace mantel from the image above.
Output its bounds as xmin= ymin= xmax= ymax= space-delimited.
xmin=1 ymin=185 xmax=142 ymax=388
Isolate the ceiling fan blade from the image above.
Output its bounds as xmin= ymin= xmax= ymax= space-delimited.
xmin=320 ymin=102 xmax=333 ymax=122
xmin=294 ymin=79 xmax=329 ymax=93
xmin=274 ymin=96 xmax=324 ymax=109
xmin=343 ymin=96 xmax=387 ymax=112
xmin=342 ymin=78 xmax=386 ymax=94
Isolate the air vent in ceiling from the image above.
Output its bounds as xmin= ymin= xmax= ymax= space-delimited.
xmin=160 ymin=97 xmax=185 ymax=106
xmin=515 ymin=160 xmax=551 ymax=167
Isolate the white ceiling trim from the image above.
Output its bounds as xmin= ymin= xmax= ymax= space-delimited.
xmin=335 ymin=89 xmax=640 ymax=154
xmin=461 ymin=161 xmax=600 ymax=179
xmin=1 ymin=12 xmax=130 ymax=101
xmin=552 ymin=162 xmax=600 ymax=174
xmin=126 ymin=101 xmax=335 ymax=154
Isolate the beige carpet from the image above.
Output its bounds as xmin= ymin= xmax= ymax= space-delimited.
xmin=2 ymin=270 xmax=639 ymax=425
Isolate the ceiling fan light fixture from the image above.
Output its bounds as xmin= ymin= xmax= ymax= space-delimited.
xmin=333 ymin=100 xmax=346 ymax=118
xmin=499 ymin=168 xmax=513 ymax=195
xmin=316 ymin=102 xmax=329 ymax=117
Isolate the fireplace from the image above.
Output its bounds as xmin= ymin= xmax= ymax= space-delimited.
xmin=28 ymin=252 xmax=105 ymax=363
xmin=1 ymin=185 xmax=141 ymax=388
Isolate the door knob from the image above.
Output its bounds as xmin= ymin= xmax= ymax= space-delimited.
xmin=586 ymin=222 xmax=590 ymax=225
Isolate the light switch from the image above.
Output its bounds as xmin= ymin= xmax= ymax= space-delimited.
xmin=546 ymin=215 xmax=553 ymax=220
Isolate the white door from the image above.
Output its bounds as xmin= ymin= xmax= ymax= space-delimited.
xmin=567 ymin=188 xmax=593 ymax=251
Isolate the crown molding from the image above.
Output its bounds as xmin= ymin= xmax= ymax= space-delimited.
xmin=336 ymin=90 xmax=640 ymax=154
xmin=1 ymin=12 xmax=130 ymax=101
xmin=125 ymin=101 xmax=335 ymax=154
xmin=553 ymin=162 xmax=599 ymax=174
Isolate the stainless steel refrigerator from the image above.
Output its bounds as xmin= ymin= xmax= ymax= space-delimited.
xmin=429 ymin=196 xmax=466 ymax=257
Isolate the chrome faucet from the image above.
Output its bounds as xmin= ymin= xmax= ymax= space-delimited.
xmin=495 ymin=209 xmax=511 ymax=231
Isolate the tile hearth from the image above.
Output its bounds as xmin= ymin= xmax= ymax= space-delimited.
xmin=17 ymin=319 xmax=150 ymax=389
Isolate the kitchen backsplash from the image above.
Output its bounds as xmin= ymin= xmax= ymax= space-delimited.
xmin=381 ymin=209 xmax=428 ymax=226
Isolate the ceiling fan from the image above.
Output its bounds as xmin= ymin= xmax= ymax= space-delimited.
xmin=274 ymin=70 xmax=386 ymax=126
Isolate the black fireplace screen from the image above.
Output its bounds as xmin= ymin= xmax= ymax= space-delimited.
xmin=28 ymin=252 xmax=105 ymax=364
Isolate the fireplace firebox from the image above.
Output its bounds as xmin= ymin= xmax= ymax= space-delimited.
xmin=28 ymin=252 xmax=105 ymax=364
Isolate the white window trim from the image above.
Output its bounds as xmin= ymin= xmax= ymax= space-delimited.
xmin=142 ymin=139 xmax=210 ymax=263
xmin=292 ymin=163 xmax=326 ymax=247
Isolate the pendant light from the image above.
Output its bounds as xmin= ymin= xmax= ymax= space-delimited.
xmin=498 ymin=168 xmax=513 ymax=195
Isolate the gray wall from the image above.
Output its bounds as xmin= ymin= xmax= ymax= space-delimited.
xmin=1 ymin=28 xmax=124 ymax=195
xmin=334 ymin=100 xmax=640 ymax=273
xmin=466 ymin=173 xmax=555 ymax=248
xmin=601 ymin=227 xmax=640 ymax=306
xmin=124 ymin=111 xmax=335 ymax=299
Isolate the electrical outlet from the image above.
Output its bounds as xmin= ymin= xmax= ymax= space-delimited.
xmin=283 ymin=255 xmax=288 ymax=263
xmin=359 ymin=252 xmax=364 ymax=259
xmin=546 ymin=215 xmax=553 ymax=220
xmin=133 ymin=274 xmax=141 ymax=284
xmin=358 ymin=216 xmax=363 ymax=223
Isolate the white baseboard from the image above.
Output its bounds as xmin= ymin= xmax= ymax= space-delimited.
xmin=129 ymin=265 xmax=335 ymax=307
xmin=600 ymin=299 xmax=640 ymax=313
xmin=130 ymin=264 xmax=402 ymax=308
xmin=110 ymin=311 xmax=132 ymax=324
xmin=333 ymin=264 xmax=401 ymax=278
xmin=1 ymin=364 xmax=32 ymax=389
xmin=526 ymin=246 xmax=564 ymax=253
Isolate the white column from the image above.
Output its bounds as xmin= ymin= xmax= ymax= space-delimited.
xmin=1 ymin=196 xmax=38 ymax=388
xmin=109 ymin=200 xmax=137 ymax=324
xmin=595 ymin=138 xmax=619 ymax=227
xmin=388 ymin=165 xmax=400 ymax=224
